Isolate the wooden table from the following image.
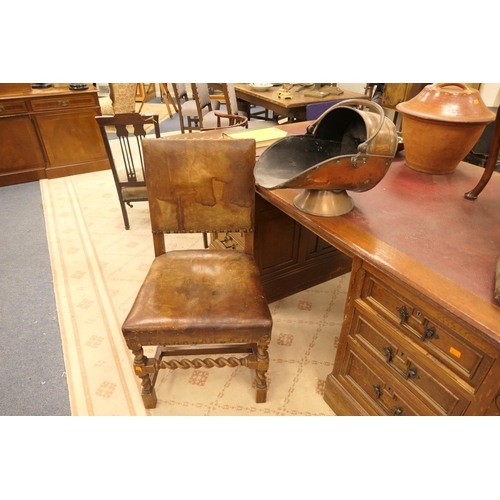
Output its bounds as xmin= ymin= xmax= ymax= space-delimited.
xmin=233 ymin=84 xmax=369 ymax=121
xmin=255 ymin=126 xmax=500 ymax=415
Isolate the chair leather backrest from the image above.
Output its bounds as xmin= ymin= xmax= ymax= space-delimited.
xmin=142 ymin=138 xmax=256 ymax=235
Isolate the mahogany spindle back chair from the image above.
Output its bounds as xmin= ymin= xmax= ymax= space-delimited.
xmin=96 ymin=113 xmax=161 ymax=229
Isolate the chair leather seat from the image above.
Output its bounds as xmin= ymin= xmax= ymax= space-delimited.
xmin=123 ymin=249 xmax=272 ymax=346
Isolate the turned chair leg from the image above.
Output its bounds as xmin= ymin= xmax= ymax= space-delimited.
xmin=132 ymin=346 xmax=158 ymax=409
xmin=255 ymin=335 xmax=271 ymax=403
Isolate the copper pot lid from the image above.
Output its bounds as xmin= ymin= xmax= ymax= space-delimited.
xmin=396 ymin=83 xmax=495 ymax=124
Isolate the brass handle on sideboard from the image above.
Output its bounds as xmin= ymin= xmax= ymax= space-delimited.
xmin=0 ymin=105 xmax=4 ymax=112
xmin=58 ymin=100 xmax=70 ymax=107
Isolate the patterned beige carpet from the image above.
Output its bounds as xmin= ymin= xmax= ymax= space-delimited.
xmin=40 ymin=115 xmax=350 ymax=416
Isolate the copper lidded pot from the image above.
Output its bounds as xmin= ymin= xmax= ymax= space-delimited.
xmin=396 ymin=83 xmax=495 ymax=174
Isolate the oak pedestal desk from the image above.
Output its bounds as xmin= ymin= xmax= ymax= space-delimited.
xmin=257 ymin=154 xmax=500 ymax=416
xmin=0 ymin=86 xmax=109 ymax=187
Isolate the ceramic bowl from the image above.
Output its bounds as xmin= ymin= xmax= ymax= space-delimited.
xmin=249 ymin=83 xmax=273 ymax=92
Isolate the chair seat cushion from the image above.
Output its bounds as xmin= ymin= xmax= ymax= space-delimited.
xmin=122 ymin=249 xmax=272 ymax=346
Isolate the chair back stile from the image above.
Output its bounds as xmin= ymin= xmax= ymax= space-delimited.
xmin=192 ymin=83 xmax=213 ymax=117
xmin=172 ymin=83 xmax=189 ymax=133
xmin=223 ymin=83 xmax=240 ymax=116
xmin=190 ymin=83 xmax=221 ymax=128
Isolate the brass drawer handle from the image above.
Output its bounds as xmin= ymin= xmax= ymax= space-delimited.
xmin=220 ymin=236 xmax=236 ymax=249
xmin=383 ymin=346 xmax=393 ymax=363
xmin=397 ymin=305 xmax=410 ymax=328
xmin=392 ymin=406 xmax=404 ymax=416
xmin=397 ymin=305 xmax=439 ymax=342
xmin=0 ymin=105 xmax=4 ymax=112
xmin=404 ymin=366 xmax=420 ymax=380
xmin=421 ymin=326 xmax=439 ymax=341
xmin=58 ymin=99 xmax=70 ymax=107
xmin=373 ymin=384 xmax=382 ymax=399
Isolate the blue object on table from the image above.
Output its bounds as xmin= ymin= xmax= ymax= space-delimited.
xmin=306 ymin=100 xmax=341 ymax=121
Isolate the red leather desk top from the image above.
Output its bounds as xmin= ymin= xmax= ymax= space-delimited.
xmin=346 ymin=154 xmax=500 ymax=306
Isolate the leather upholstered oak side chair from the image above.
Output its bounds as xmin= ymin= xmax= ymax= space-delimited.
xmin=121 ymin=138 xmax=273 ymax=409
xmin=95 ymin=113 xmax=161 ymax=230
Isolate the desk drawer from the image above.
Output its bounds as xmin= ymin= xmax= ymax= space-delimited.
xmin=0 ymin=100 xmax=28 ymax=116
xmin=356 ymin=266 xmax=494 ymax=388
xmin=340 ymin=343 xmax=425 ymax=415
xmin=30 ymin=94 xmax=97 ymax=111
xmin=350 ymin=308 xmax=471 ymax=415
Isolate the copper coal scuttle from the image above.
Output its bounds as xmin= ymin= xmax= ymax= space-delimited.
xmin=254 ymin=99 xmax=398 ymax=216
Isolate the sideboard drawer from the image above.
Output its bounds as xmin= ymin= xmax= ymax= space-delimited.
xmin=350 ymin=309 xmax=471 ymax=415
xmin=0 ymin=100 xmax=28 ymax=116
xmin=356 ymin=268 xmax=494 ymax=388
xmin=30 ymin=94 xmax=97 ymax=112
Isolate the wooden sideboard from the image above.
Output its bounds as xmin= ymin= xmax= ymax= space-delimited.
xmin=0 ymin=85 xmax=109 ymax=187
xmin=257 ymin=153 xmax=500 ymax=416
